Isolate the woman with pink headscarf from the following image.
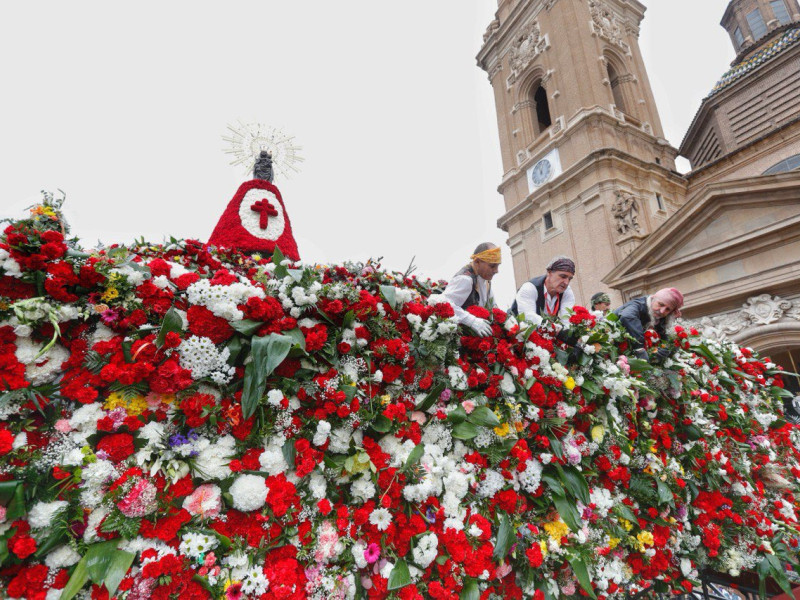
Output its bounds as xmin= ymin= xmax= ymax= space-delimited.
xmin=613 ymin=288 xmax=684 ymax=362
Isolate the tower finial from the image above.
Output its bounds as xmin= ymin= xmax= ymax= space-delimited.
xmin=254 ymin=150 xmax=274 ymax=182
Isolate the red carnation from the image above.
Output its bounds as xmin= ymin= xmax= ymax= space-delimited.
xmin=0 ymin=427 xmax=14 ymax=455
xmin=526 ymin=543 xmax=544 ymax=567
xmin=187 ymin=305 xmax=234 ymax=344
xmin=97 ymin=433 xmax=135 ymax=462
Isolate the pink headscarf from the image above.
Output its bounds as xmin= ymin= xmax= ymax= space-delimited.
xmin=653 ymin=288 xmax=684 ymax=318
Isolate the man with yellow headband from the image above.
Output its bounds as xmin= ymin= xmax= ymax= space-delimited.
xmin=441 ymin=242 xmax=501 ymax=337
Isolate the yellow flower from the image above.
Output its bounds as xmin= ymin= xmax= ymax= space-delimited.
xmin=607 ymin=536 xmax=620 ymax=549
xmin=103 ymin=391 xmax=147 ymax=416
xmin=539 ymin=540 xmax=548 ymax=555
xmin=619 ymin=518 xmax=633 ymax=532
xmin=380 ymin=394 xmax=392 ymax=406
xmin=591 ymin=425 xmax=605 ymax=443
xmin=514 ymin=421 xmax=525 ymax=432
xmin=564 ymin=377 xmax=576 ymax=391
xmin=101 ymin=287 xmax=119 ymax=302
xmin=544 ymin=519 xmax=569 ymax=541
xmin=636 ymin=530 xmax=654 ymax=551
xmin=494 ymin=422 xmax=510 ymax=437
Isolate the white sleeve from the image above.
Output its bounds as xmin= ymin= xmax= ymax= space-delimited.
xmin=442 ymin=275 xmax=477 ymax=326
xmin=558 ymin=286 xmax=576 ymax=324
xmin=515 ymin=282 xmax=542 ymax=325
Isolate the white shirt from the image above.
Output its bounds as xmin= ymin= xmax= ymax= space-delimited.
xmin=442 ymin=273 xmax=494 ymax=327
xmin=514 ymin=281 xmax=575 ymax=325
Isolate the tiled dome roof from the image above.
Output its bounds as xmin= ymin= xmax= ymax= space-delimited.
xmin=709 ymin=26 xmax=800 ymax=97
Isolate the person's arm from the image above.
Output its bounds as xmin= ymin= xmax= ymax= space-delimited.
xmin=616 ymin=300 xmax=646 ymax=348
xmin=441 ymin=276 xmax=474 ymax=325
xmin=558 ymin=286 xmax=576 ymax=325
xmin=515 ymin=282 xmax=542 ymax=325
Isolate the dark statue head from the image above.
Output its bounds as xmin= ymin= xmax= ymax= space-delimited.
xmin=254 ymin=150 xmax=274 ymax=182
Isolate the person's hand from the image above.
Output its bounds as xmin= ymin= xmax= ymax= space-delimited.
xmin=653 ymin=347 xmax=672 ymax=363
xmin=468 ymin=318 xmax=493 ymax=337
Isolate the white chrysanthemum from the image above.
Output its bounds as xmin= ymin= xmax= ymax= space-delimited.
xmin=242 ymin=568 xmax=270 ymax=595
xmin=328 ymin=427 xmax=353 ymax=454
xmin=0 ymin=248 xmax=22 ymax=277
xmin=193 ymin=435 xmax=235 ymax=479
xmin=307 ymin=470 xmax=327 ymax=499
xmin=110 ymin=264 xmax=147 ymax=286
xmin=369 ymin=507 xmax=392 ymax=531
xmin=27 ymin=500 xmax=68 ymax=529
xmin=267 ymin=389 xmax=285 ymax=407
xmin=351 ymin=540 xmax=368 ymax=569
xmin=178 ymin=335 xmax=234 ymax=382
xmin=179 ymin=531 xmax=219 ymax=560
xmin=14 ymin=338 xmax=69 ymax=385
xmin=187 ymin=278 xmax=265 ymax=321
xmin=230 ymin=474 xmax=269 ymax=512
xmin=44 ymin=544 xmax=82 ymax=569
xmin=447 ymin=366 xmax=468 ymax=390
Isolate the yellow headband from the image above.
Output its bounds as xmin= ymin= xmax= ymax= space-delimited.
xmin=471 ymin=247 xmax=502 ymax=264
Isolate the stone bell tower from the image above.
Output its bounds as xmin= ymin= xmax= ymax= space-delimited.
xmin=477 ymin=0 xmax=688 ymax=305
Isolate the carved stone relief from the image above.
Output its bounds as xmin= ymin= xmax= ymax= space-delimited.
xmin=683 ymin=295 xmax=800 ymax=342
xmin=611 ymin=191 xmax=641 ymax=236
xmin=507 ymin=21 xmax=549 ymax=86
xmin=588 ymin=0 xmax=631 ymax=53
xmin=483 ymin=18 xmax=500 ymax=42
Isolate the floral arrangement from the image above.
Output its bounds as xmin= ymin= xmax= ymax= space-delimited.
xmin=1 ymin=194 xmax=799 ymax=600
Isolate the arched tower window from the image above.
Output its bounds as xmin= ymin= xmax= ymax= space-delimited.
xmin=532 ymin=85 xmax=552 ymax=133
xmin=606 ymin=62 xmax=627 ymax=114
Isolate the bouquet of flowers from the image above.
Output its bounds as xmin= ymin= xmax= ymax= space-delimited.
xmin=1 ymin=194 xmax=799 ymax=600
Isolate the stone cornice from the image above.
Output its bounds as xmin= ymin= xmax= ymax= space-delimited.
xmin=602 ymin=172 xmax=800 ymax=292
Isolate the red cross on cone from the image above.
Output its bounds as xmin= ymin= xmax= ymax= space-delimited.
xmin=208 ymin=178 xmax=301 ymax=261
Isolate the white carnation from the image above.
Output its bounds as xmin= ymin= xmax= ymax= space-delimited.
xmin=45 ymin=544 xmax=82 ymax=569
xmin=230 ymin=474 xmax=269 ymax=512
xmin=27 ymin=500 xmax=68 ymax=529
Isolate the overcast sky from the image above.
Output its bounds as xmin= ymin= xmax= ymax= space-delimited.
xmin=0 ymin=0 xmax=734 ymax=307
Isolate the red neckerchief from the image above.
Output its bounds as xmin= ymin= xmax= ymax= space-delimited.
xmin=545 ymin=293 xmax=561 ymax=316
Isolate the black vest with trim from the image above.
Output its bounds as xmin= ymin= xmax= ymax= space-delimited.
xmin=510 ymin=274 xmax=563 ymax=317
xmin=453 ymin=265 xmax=482 ymax=309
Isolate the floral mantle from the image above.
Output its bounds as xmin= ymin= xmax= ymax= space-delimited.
xmin=0 ymin=194 xmax=799 ymax=600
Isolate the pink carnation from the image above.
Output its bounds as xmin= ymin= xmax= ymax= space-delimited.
xmin=182 ymin=484 xmax=222 ymax=518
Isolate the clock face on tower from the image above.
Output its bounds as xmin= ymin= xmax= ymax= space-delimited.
xmin=531 ymin=158 xmax=552 ymax=186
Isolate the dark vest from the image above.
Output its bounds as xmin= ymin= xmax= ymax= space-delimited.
xmin=510 ymin=274 xmax=563 ymax=317
xmin=453 ymin=265 xmax=482 ymax=309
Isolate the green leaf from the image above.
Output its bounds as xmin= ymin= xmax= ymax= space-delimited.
xmin=580 ymin=379 xmax=601 ymax=397
xmin=460 ymin=578 xmax=480 ymax=600
xmin=766 ymin=553 xmax=794 ymax=597
xmin=101 ymin=549 xmax=136 ymax=596
xmin=447 ymin=405 xmax=468 ymax=424
xmin=552 ymin=493 xmax=581 ymax=532
xmin=493 ymin=513 xmax=514 ymax=561
xmin=615 ymin=505 xmax=638 ymax=525
xmin=656 ymin=480 xmax=674 ymax=505
xmin=568 ymin=557 xmax=597 ymax=599
xmin=452 ymin=421 xmax=479 ymax=440
xmin=225 ymin=337 xmax=243 ymax=365
xmin=272 ymin=247 xmax=288 ymax=278
xmin=627 ymin=358 xmax=651 ymax=372
xmin=231 ymin=319 xmax=263 ymax=336
xmin=85 ymin=541 xmax=118 ymax=584
xmin=282 ymin=439 xmax=296 ymax=469
xmin=542 ymin=472 xmax=565 ymax=497
xmin=387 ymin=559 xmax=411 ymax=590
xmin=415 ymin=382 xmax=446 ymax=413
xmin=241 ymin=333 xmax=294 ymax=419
xmin=560 ymin=465 xmax=591 ymax=505
xmin=404 ymin=443 xmax=425 ymax=471
xmin=284 ymin=328 xmax=307 ymax=351
xmin=371 ymin=415 xmax=392 ymax=433
xmin=6 ymin=483 xmax=25 ymax=521
xmin=0 ymin=480 xmax=20 ymax=505
xmin=59 ymin=556 xmax=89 ymax=600
xmin=379 ymin=285 xmax=398 ymax=310
xmin=156 ymin=306 xmax=184 ymax=347
xmin=467 ymin=406 xmax=501 ymax=428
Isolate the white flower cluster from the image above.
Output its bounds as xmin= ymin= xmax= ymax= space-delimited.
xmin=178 ymin=335 xmax=235 ymax=383
xmin=14 ymin=337 xmax=69 ymax=386
xmin=477 ymin=469 xmax=505 ymax=498
xmin=0 ymin=247 xmax=22 ymax=277
xmin=230 ymin=474 xmax=269 ymax=512
xmin=27 ymin=500 xmax=68 ymax=529
xmin=412 ymin=532 xmax=438 ymax=568
xmin=186 ymin=278 xmax=265 ymax=321
xmin=109 ymin=263 xmax=147 ymax=286
xmin=518 ymin=459 xmax=543 ymax=494
xmin=179 ymin=531 xmax=219 ymax=560
xmin=193 ymin=435 xmax=236 ymax=480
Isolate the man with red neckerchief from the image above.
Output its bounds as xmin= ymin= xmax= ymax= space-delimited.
xmin=510 ymin=255 xmax=576 ymax=326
